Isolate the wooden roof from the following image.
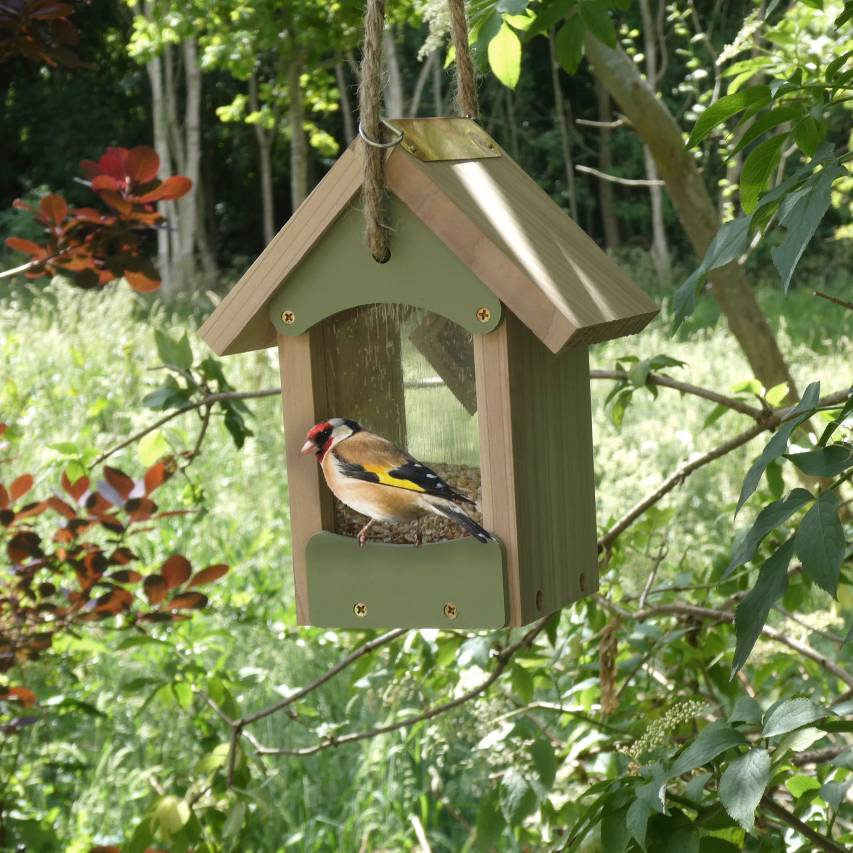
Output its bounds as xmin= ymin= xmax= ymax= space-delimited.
xmin=200 ymin=119 xmax=657 ymax=356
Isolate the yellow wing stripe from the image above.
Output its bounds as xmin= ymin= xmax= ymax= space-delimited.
xmin=361 ymin=463 xmax=427 ymax=492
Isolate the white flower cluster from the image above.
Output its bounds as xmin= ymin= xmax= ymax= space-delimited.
xmin=417 ymin=0 xmax=452 ymax=60
xmin=624 ymin=699 xmax=708 ymax=773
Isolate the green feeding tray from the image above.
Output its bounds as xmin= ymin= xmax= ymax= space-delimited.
xmin=305 ymin=532 xmax=507 ymax=628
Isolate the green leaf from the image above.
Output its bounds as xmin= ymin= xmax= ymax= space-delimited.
xmin=786 ymin=773 xmax=821 ymax=798
xmin=497 ymin=0 xmax=528 ymax=11
xmin=820 ymin=778 xmax=853 ymax=811
xmin=138 ymin=429 xmax=171 ymax=466
xmin=772 ymin=163 xmax=845 ymax=291
xmin=732 ymin=538 xmax=794 ymax=675
xmin=476 ymin=787 xmax=505 ymax=844
xmin=765 ymin=383 xmax=789 ymax=407
xmin=719 ymin=749 xmax=771 ymax=832
xmin=500 ymin=768 xmax=537 ymax=824
xmin=579 ymin=1 xmax=616 ymax=47
xmin=775 ymin=726 xmax=825 ymax=759
xmin=555 ymin=18 xmax=586 ymax=74
xmin=736 ymin=381 xmax=820 ymax=513
xmin=154 ymin=330 xmax=193 ymax=371
xmin=142 ymin=386 xmax=191 ymax=411
xmin=153 ymin=795 xmax=190 ymax=838
xmin=729 ymin=695 xmax=763 ymax=726
xmin=762 ymin=698 xmax=830 ymax=738
xmin=687 ymin=86 xmax=771 ymax=148
xmin=458 ymin=636 xmax=491 ymax=668
xmin=786 ymin=445 xmax=852 ymax=477
xmin=673 ymin=217 xmax=751 ymax=326
xmin=511 ymin=663 xmax=534 ymax=703
xmin=530 ymin=737 xmax=558 ymax=788
xmin=792 ymin=116 xmax=826 ymax=157
xmin=670 ymin=721 xmax=747 ymax=778
xmin=488 ymin=23 xmax=522 ymax=88
xmin=601 ymin=806 xmax=631 ymax=853
xmin=727 ymin=490 xmax=812 ymax=575
xmin=740 ymin=134 xmax=786 ymax=214
xmin=626 ymin=797 xmax=653 ymax=849
xmin=795 ymin=491 xmax=845 ymax=596
xmin=731 ymin=105 xmax=804 ymax=156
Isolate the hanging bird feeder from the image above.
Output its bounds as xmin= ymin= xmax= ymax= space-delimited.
xmin=199 ymin=114 xmax=658 ymax=629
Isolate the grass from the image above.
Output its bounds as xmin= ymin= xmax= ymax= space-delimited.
xmin=0 ymin=274 xmax=851 ymax=850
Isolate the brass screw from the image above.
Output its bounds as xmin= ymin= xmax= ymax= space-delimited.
xmin=281 ymin=310 xmax=296 ymax=325
xmin=443 ymin=602 xmax=458 ymax=620
xmin=476 ymin=307 xmax=491 ymax=323
xmin=353 ymin=602 xmax=367 ymax=617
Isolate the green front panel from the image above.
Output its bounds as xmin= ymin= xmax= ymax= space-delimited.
xmin=305 ymin=532 xmax=507 ymax=628
xmin=269 ymin=196 xmax=501 ymax=337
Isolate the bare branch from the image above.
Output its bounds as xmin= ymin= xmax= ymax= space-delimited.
xmin=761 ymin=796 xmax=848 ymax=853
xmin=576 ymin=117 xmax=626 ymax=129
xmin=815 ymin=290 xmax=853 ymax=312
xmin=589 ymin=369 xmax=764 ymax=419
xmin=598 ymin=597 xmax=853 ymax=691
xmin=0 ymin=259 xmax=38 ymax=280
xmin=241 ymin=628 xmax=407 ymax=726
xmin=243 ymin=619 xmax=549 ymax=758
xmin=92 ymin=388 xmax=280 ymax=467
xmin=576 ymin=164 xmax=664 ymax=187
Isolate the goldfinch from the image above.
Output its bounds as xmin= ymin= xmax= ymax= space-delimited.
xmin=300 ymin=418 xmax=495 ymax=546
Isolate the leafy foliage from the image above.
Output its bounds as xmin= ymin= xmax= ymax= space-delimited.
xmin=5 ymin=146 xmax=191 ymax=292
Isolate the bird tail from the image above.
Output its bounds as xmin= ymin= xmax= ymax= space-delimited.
xmin=432 ymin=501 xmax=495 ymax=544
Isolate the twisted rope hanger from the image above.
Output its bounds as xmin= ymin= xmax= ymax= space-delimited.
xmin=358 ymin=0 xmax=478 ymax=263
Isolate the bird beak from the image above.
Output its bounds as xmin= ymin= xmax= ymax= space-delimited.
xmin=300 ymin=440 xmax=315 ymax=456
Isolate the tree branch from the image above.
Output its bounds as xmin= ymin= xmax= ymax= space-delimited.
xmin=240 ymin=619 xmax=549 ymax=758
xmin=761 ymin=796 xmax=848 ymax=853
xmin=576 ymin=163 xmax=664 ymax=187
xmin=92 ymin=388 xmax=280 ymax=467
xmin=589 ymin=369 xmax=764 ymax=419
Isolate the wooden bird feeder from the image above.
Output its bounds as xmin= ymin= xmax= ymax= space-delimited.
xmin=199 ymin=117 xmax=658 ymax=630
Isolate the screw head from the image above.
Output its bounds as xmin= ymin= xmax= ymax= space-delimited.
xmin=443 ymin=602 xmax=458 ymax=620
xmin=353 ymin=602 xmax=367 ymax=617
xmin=281 ymin=309 xmax=296 ymax=325
xmin=476 ymin=307 xmax=491 ymax=323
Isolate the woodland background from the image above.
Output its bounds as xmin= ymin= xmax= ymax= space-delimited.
xmin=0 ymin=0 xmax=851 ymax=850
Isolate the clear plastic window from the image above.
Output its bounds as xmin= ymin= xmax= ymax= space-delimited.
xmin=316 ymin=304 xmax=482 ymax=543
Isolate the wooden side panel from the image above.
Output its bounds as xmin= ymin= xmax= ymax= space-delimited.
xmin=276 ymin=331 xmax=334 ymax=624
xmin=473 ymin=321 xmax=523 ymax=624
xmin=505 ymin=314 xmax=598 ymax=623
xmin=200 ymin=146 xmax=363 ymax=357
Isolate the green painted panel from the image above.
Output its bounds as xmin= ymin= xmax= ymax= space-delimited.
xmin=269 ymin=196 xmax=501 ymax=336
xmin=305 ymin=532 xmax=507 ymax=628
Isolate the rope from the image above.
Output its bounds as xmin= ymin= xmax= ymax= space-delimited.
xmin=358 ymin=0 xmax=390 ymax=263
xmin=447 ymin=0 xmax=478 ymax=118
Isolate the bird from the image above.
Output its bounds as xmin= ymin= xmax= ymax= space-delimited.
xmin=300 ymin=418 xmax=495 ymax=547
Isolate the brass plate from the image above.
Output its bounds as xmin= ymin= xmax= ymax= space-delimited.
xmin=386 ymin=117 xmax=501 ymax=162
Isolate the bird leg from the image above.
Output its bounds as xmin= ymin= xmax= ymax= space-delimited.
xmin=414 ymin=517 xmax=422 ymax=548
xmin=357 ymin=519 xmax=375 ymax=547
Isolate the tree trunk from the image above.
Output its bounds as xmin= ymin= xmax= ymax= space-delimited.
xmin=382 ymin=26 xmax=404 ymax=117
xmin=639 ymin=0 xmax=672 ymax=279
xmin=585 ymin=37 xmax=797 ymax=397
xmin=645 ymin=147 xmax=671 ymax=279
xmin=433 ymin=49 xmax=443 ymax=115
xmin=249 ymin=72 xmax=276 ymax=244
xmin=287 ymin=60 xmax=308 ymax=210
xmin=548 ymin=31 xmax=579 ymax=221
xmin=595 ymin=79 xmax=621 ymax=250
xmin=409 ymin=50 xmax=436 ymax=117
xmin=173 ymin=37 xmax=201 ymax=295
xmin=143 ymin=41 xmax=173 ymax=296
xmin=334 ymin=61 xmax=356 ymax=142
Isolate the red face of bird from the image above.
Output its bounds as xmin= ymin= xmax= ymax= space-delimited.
xmin=300 ymin=418 xmax=361 ymax=460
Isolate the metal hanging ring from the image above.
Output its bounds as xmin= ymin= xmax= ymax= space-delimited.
xmin=358 ymin=119 xmax=404 ymax=149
